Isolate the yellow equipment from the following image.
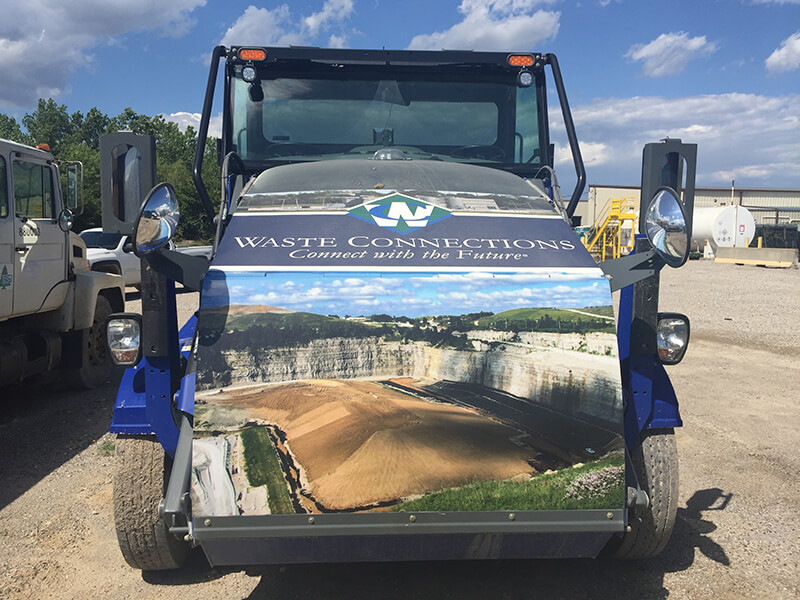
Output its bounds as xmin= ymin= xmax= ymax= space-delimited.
xmin=583 ymin=196 xmax=638 ymax=261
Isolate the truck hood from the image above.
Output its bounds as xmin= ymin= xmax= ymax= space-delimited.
xmin=84 ymin=247 xmax=117 ymax=262
xmin=189 ymin=161 xmax=626 ymax=519
xmin=244 ymin=158 xmax=551 ymax=195
xmin=237 ymin=159 xmax=556 ymax=214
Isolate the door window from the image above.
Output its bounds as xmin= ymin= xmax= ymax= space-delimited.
xmin=13 ymin=160 xmax=54 ymax=219
xmin=0 ymin=156 xmax=7 ymax=218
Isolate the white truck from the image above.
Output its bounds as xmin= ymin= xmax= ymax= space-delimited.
xmin=80 ymin=228 xmax=141 ymax=288
xmin=81 ymin=227 xmax=212 ymax=289
xmin=0 ymin=138 xmax=125 ymax=388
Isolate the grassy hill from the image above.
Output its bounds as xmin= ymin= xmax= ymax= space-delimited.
xmin=475 ymin=307 xmax=615 ymax=333
xmin=225 ymin=308 xmax=342 ymax=331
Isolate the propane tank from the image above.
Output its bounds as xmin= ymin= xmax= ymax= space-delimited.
xmin=691 ymin=205 xmax=755 ymax=251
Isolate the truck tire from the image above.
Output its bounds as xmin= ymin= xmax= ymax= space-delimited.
xmin=113 ymin=435 xmax=191 ymax=570
xmin=64 ymin=295 xmax=113 ymax=389
xmin=604 ymin=428 xmax=679 ymax=559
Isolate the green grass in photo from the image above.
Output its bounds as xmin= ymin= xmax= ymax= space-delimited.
xmin=240 ymin=427 xmax=294 ymax=514
xmin=392 ymin=454 xmax=625 ymax=512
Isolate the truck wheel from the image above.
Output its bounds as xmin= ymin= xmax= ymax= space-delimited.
xmin=605 ymin=428 xmax=679 ymax=559
xmin=65 ymin=295 xmax=113 ymax=389
xmin=113 ymin=435 xmax=191 ymax=570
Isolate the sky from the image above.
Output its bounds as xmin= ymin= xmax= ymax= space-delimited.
xmin=1 ymin=0 xmax=799 ymax=193
xmin=212 ymin=271 xmax=612 ymax=316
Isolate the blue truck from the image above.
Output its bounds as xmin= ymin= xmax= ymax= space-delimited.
xmin=101 ymin=46 xmax=694 ymax=570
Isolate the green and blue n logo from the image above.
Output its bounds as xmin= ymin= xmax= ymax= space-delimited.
xmin=348 ymin=193 xmax=452 ymax=234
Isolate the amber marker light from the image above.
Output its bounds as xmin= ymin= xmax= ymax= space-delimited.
xmin=239 ymin=48 xmax=266 ymax=61
xmin=508 ymin=55 xmax=534 ymax=66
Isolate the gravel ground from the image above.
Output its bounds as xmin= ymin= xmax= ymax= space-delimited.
xmin=0 ymin=259 xmax=798 ymax=599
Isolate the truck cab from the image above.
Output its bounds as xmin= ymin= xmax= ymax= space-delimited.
xmin=0 ymin=140 xmax=74 ymax=321
xmin=0 ymin=137 xmax=125 ymax=388
xmin=105 ymin=47 xmax=695 ymax=570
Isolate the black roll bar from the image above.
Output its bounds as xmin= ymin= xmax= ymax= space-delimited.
xmin=545 ymin=53 xmax=586 ymax=218
xmin=192 ymin=45 xmax=227 ymax=222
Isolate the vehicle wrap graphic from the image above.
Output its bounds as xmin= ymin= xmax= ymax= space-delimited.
xmin=191 ymin=211 xmax=624 ymax=516
xmin=212 ymin=210 xmax=594 ymax=270
xmin=347 ymin=193 xmax=453 ymax=233
xmin=0 ymin=265 xmax=11 ymax=289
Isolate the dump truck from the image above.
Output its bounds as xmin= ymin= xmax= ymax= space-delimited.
xmin=0 ymin=138 xmax=124 ymax=388
xmin=104 ymin=46 xmax=695 ymax=569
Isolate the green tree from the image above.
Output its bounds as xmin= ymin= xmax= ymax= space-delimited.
xmin=0 ymin=114 xmax=31 ymax=144
xmin=3 ymin=99 xmax=218 ymax=242
xmin=22 ymin=99 xmax=73 ymax=154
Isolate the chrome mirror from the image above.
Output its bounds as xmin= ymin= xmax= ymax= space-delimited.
xmin=58 ymin=208 xmax=74 ymax=232
xmin=644 ymin=187 xmax=689 ymax=268
xmin=134 ymin=183 xmax=180 ymax=255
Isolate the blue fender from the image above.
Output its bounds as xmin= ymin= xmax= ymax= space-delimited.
xmin=109 ymin=312 xmax=198 ymax=456
xmin=617 ymin=283 xmax=682 ymax=447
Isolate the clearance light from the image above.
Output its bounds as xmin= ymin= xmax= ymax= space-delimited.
xmin=239 ymin=48 xmax=266 ymax=61
xmin=37 ymin=143 xmax=51 ymax=151
xmin=508 ymin=54 xmax=534 ymax=66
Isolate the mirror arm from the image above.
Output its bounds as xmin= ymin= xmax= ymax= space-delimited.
xmin=600 ymin=249 xmax=665 ymax=293
xmin=192 ymin=45 xmax=227 ymax=222
xmin=146 ymin=249 xmax=209 ymax=292
xmin=545 ymin=53 xmax=586 ymax=218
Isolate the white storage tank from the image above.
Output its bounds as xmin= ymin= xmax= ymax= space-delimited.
xmin=691 ymin=205 xmax=756 ymax=250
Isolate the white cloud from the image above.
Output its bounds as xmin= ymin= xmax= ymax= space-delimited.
xmin=328 ymin=34 xmax=347 ymax=49
xmin=304 ymin=0 xmax=355 ymax=36
xmin=765 ymin=31 xmax=800 ymax=73
xmin=220 ymin=5 xmax=300 ymax=47
xmin=220 ymin=1 xmax=354 ymax=50
xmin=555 ymin=141 xmax=611 ymax=167
xmin=713 ymin=165 xmax=774 ymax=180
xmin=551 ymin=93 xmax=800 ymax=188
xmin=408 ymin=1 xmax=560 ymax=51
xmin=163 ymin=112 xmax=222 ymax=138
xmin=0 ymin=0 xmax=205 ymax=108
xmin=625 ymin=32 xmax=717 ymax=77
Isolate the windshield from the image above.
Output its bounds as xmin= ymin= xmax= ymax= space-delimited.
xmin=80 ymin=230 xmax=123 ymax=249
xmin=230 ymin=68 xmax=544 ymax=168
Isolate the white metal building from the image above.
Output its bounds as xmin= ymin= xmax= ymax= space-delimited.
xmin=576 ymin=185 xmax=800 ymax=228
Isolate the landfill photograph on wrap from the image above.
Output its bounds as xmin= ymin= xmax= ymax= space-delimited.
xmin=190 ymin=270 xmax=625 ymax=516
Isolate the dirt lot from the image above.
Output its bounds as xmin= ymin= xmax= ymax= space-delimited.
xmin=201 ymin=379 xmax=536 ymax=510
xmin=1 ymin=260 xmax=798 ymax=599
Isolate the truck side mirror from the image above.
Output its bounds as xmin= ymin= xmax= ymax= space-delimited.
xmin=100 ymin=133 xmax=157 ymax=235
xmin=66 ymin=162 xmax=83 ymax=214
xmin=640 ymin=139 xmax=697 ymax=244
xmin=58 ymin=208 xmax=74 ymax=232
xmin=644 ymin=187 xmax=689 ymax=268
xmin=134 ymin=183 xmax=180 ymax=256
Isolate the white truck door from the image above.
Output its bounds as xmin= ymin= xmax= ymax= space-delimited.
xmin=0 ymin=154 xmax=13 ymax=319
xmin=11 ymin=158 xmax=68 ymax=316
xmin=119 ymin=235 xmax=141 ymax=286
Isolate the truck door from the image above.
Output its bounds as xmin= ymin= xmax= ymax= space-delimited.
xmin=11 ymin=158 xmax=68 ymax=316
xmin=0 ymin=154 xmax=12 ymax=320
xmin=119 ymin=235 xmax=141 ymax=286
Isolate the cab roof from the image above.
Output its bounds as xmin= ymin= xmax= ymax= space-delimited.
xmin=0 ymin=137 xmax=54 ymax=161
